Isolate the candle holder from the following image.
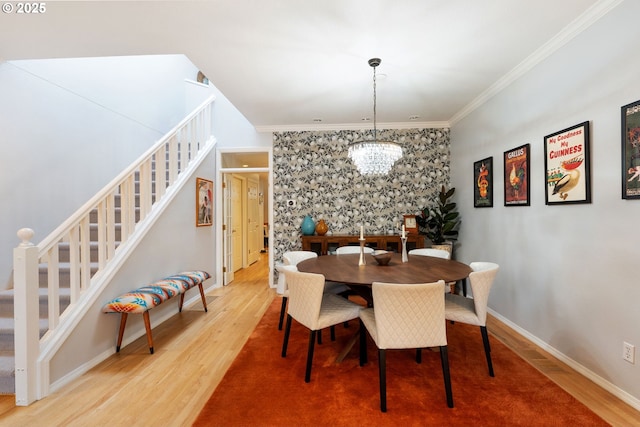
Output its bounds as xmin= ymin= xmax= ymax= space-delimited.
xmin=359 ymin=238 xmax=367 ymax=266
xmin=401 ymin=236 xmax=408 ymax=263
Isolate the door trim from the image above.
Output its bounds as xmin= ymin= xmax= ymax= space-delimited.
xmin=216 ymin=147 xmax=273 ymax=288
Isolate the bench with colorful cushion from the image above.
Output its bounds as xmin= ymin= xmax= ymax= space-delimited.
xmin=102 ymin=270 xmax=210 ymax=354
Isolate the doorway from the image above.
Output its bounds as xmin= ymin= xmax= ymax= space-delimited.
xmin=217 ymin=148 xmax=272 ymax=288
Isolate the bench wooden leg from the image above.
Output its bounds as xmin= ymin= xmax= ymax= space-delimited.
xmin=116 ymin=313 xmax=128 ymax=352
xmin=198 ymin=283 xmax=208 ymax=312
xmin=143 ymin=311 xmax=154 ymax=354
xmin=179 ymin=294 xmax=185 ymax=312
xmin=179 ymin=285 xmax=209 ymax=313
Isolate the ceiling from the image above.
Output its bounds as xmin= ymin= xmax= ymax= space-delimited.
xmin=0 ymin=0 xmax=617 ymax=131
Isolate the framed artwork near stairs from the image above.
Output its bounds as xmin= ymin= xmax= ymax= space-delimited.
xmin=196 ymin=177 xmax=213 ymax=226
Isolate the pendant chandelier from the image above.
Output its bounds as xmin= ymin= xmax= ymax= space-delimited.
xmin=348 ymin=58 xmax=403 ymax=176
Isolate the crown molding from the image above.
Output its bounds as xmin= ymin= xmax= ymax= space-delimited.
xmin=255 ymin=121 xmax=450 ymax=133
xmin=449 ymin=0 xmax=623 ymax=126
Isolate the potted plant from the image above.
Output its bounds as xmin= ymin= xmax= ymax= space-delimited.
xmin=416 ymin=185 xmax=459 ymax=248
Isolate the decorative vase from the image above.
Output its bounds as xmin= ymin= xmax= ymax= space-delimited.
xmin=301 ymin=215 xmax=316 ymax=236
xmin=315 ymin=219 xmax=328 ymax=236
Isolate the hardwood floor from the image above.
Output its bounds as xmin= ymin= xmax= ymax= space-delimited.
xmin=0 ymin=252 xmax=638 ymax=426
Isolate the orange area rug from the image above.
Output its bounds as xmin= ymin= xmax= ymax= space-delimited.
xmin=193 ymin=299 xmax=606 ymax=426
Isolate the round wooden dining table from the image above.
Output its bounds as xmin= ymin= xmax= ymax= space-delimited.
xmin=296 ymin=252 xmax=472 ymax=361
xmin=297 ymin=253 xmax=472 ymax=286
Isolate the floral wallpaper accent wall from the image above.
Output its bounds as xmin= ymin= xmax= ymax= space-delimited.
xmin=272 ymin=128 xmax=451 ymax=262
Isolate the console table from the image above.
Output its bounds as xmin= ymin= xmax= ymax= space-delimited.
xmin=301 ymin=234 xmax=424 ymax=256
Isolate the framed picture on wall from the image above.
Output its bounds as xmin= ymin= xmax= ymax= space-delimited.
xmin=473 ymin=157 xmax=493 ymax=208
xmin=503 ymin=144 xmax=530 ymax=206
xmin=622 ymin=100 xmax=640 ymax=199
xmin=544 ymin=121 xmax=591 ymax=205
xmin=196 ymin=177 xmax=213 ymax=227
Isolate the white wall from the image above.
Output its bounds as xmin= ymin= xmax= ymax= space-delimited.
xmin=12 ymin=55 xmax=201 ymax=134
xmin=0 ymin=55 xmax=205 ymax=288
xmin=207 ymin=83 xmax=271 ymax=149
xmin=451 ymin=1 xmax=640 ymax=405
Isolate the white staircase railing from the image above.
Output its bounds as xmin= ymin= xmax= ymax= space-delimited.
xmin=12 ymin=94 xmax=215 ymax=406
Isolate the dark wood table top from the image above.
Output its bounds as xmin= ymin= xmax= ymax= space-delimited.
xmin=296 ymin=253 xmax=472 ymax=286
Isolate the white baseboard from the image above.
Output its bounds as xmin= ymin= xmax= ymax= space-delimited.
xmin=488 ymin=308 xmax=640 ymax=411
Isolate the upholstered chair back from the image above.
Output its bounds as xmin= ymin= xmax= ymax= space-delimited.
xmin=335 ymin=246 xmax=374 ymax=255
xmin=467 ymin=262 xmax=499 ymax=325
xmin=369 ymin=280 xmax=447 ymax=349
xmin=408 ymin=248 xmax=451 ymax=259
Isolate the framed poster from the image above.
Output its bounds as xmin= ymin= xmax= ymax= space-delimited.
xmin=473 ymin=157 xmax=493 ymax=208
xmin=544 ymin=121 xmax=591 ymax=205
xmin=503 ymin=144 xmax=530 ymax=206
xmin=196 ymin=177 xmax=213 ymax=226
xmin=622 ymin=100 xmax=640 ymax=199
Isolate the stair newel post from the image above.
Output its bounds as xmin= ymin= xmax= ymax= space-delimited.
xmin=13 ymin=228 xmax=40 ymax=406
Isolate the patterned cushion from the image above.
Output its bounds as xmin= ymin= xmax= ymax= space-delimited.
xmin=103 ymin=270 xmax=210 ymax=314
xmin=167 ymin=270 xmax=211 ymax=288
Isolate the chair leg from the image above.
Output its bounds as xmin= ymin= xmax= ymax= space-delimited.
xmin=278 ymin=297 xmax=288 ymax=330
xmin=330 ymin=325 xmax=336 ymax=341
xmin=281 ymin=314 xmax=292 ymax=357
xmin=359 ymin=319 xmax=367 ymax=366
xmin=317 ymin=329 xmax=322 ymax=345
xmin=462 ymin=278 xmax=467 ymax=297
xmin=480 ymin=326 xmax=495 ymax=377
xmin=416 ymin=348 xmax=422 ymax=364
xmin=305 ymin=330 xmax=317 ymax=383
xmin=378 ymin=349 xmax=387 ymax=413
xmin=439 ymin=345 xmax=454 ymax=408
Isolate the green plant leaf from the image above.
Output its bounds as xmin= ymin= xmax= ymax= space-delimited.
xmin=442 ymin=203 xmax=456 ymax=213
xmin=419 ymin=185 xmax=460 ymax=241
xmin=444 ymin=187 xmax=455 ymax=199
xmin=444 ymin=211 xmax=458 ymax=220
xmin=442 ymin=223 xmax=456 ymax=233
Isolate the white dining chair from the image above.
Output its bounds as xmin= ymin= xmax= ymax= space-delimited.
xmin=277 ymin=250 xmax=350 ymax=332
xmin=444 ymin=262 xmax=499 ymax=377
xmin=281 ymin=270 xmax=363 ymax=383
xmin=283 ymin=250 xmax=318 ymax=267
xmin=335 ymin=245 xmax=374 ymax=255
xmin=276 ymin=251 xmax=318 ymax=330
xmin=408 ymin=248 xmax=451 ymax=259
xmin=409 ymin=247 xmax=460 ymax=293
xmin=285 ymin=251 xmax=350 ymax=299
xmin=359 ymin=280 xmax=453 ymax=411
